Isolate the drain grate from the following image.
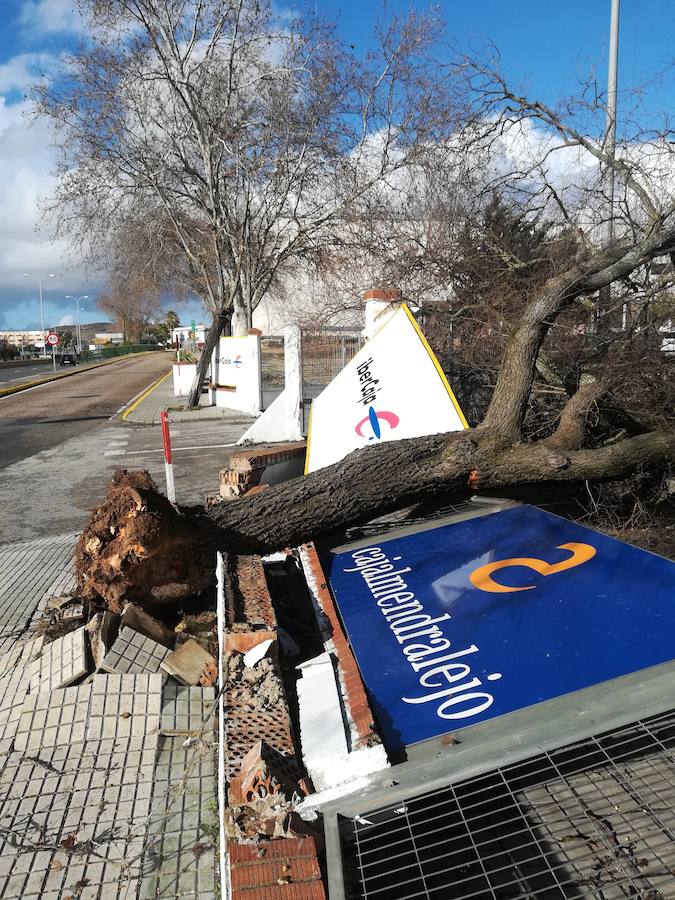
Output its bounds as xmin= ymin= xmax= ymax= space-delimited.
xmin=340 ymin=709 xmax=675 ymax=899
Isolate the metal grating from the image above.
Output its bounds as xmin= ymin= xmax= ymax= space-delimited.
xmin=301 ymin=327 xmax=362 ymax=432
xmin=340 ymin=709 xmax=675 ymax=899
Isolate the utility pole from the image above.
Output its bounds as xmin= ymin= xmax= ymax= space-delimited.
xmin=599 ymin=0 xmax=620 ymax=334
xmin=67 ymin=295 xmax=89 ymax=354
xmin=23 ymin=273 xmax=57 ymax=357
xmin=605 ymin=0 xmax=620 ymax=246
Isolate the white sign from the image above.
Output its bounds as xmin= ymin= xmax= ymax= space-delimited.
xmin=305 ymin=305 xmax=467 ymax=473
xmin=46 ymin=332 xmax=60 ymax=346
xmin=211 ymin=335 xmax=262 ymax=416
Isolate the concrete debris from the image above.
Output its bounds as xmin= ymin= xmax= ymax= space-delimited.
xmin=224 ymin=797 xmax=298 ymax=842
xmin=243 ymin=637 xmax=274 ymax=667
xmin=226 ymin=651 xmax=282 ymax=714
xmin=230 ymin=740 xmax=308 ymax=808
xmin=161 ymin=638 xmax=218 ymax=686
xmin=296 ymin=652 xmax=349 ymax=791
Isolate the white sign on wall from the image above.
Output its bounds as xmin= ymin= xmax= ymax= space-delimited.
xmin=211 ymin=335 xmax=262 ymax=416
xmin=305 ymin=305 xmax=467 ymax=473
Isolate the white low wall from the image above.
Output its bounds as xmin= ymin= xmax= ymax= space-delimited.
xmin=210 ymin=334 xmax=262 ymax=416
xmin=172 ymin=362 xmax=197 ymax=397
xmin=237 ymin=325 xmax=303 ymax=444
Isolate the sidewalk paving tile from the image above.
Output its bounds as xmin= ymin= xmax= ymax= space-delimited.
xmin=101 ymin=626 xmax=171 ymax=676
xmin=0 ymin=533 xmax=76 ymax=655
xmin=160 ymin=683 xmax=216 ymax=736
xmin=140 ymin=734 xmax=217 ymax=899
xmin=28 ymin=626 xmax=88 ymax=693
xmin=86 ymin=673 xmax=162 ymax=741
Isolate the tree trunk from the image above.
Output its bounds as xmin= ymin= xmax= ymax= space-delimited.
xmin=206 ymin=428 xmax=674 ymax=554
xmin=73 ymin=426 xmax=674 ymax=613
xmin=186 ymin=310 xmax=230 ymax=409
xmin=231 ymin=296 xmax=248 ymax=336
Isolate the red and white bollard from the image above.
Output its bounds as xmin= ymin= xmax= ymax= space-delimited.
xmin=160 ymin=410 xmax=176 ymax=504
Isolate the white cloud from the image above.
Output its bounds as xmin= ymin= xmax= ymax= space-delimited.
xmin=19 ymin=0 xmax=86 ymax=35
xmin=0 ymin=93 xmax=97 ymax=328
xmin=0 ymin=52 xmax=64 ymax=94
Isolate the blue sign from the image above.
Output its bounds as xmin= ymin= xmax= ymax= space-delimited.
xmin=325 ymin=505 xmax=675 ymax=753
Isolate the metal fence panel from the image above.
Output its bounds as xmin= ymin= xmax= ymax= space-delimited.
xmin=301 ymin=328 xmax=362 ymax=431
xmin=260 ymin=335 xmax=285 ymax=410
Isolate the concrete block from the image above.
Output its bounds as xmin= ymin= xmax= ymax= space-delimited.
xmin=160 ymin=639 xmax=217 ymax=686
xmin=121 ymin=605 xmax=175 ymax=648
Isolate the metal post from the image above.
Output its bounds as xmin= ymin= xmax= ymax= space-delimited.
xmin=599 ymin=0 xmax=620 ymax=333
xmin=284 ymin=325 xmax=304 ymax=440
xmin=52 ymin=342 xmax=56 ymax=373
xmin=605 ymin=0 xmax=620 ymax=246
xmin=39 ymin=279 xmax=46 ymax=358
xmin=160 ymin=410 xmax=176 ymax=503
xmin=215 ymin=551 xmax=229 ymax=899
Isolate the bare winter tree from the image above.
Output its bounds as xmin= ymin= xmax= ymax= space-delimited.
xmin=36 ymin=0 xmax=466 ymax=407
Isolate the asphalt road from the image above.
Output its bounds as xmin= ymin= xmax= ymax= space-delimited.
xmin=0 ymin=353 xmax=171 ymax=470
xmin=0 ymin=360 xmax=53 ymax=385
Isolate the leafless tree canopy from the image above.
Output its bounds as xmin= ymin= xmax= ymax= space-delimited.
xmin=37 ymin=0 xmax=467 ymax=404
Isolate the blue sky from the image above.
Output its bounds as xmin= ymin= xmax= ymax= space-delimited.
xmin=0 ymin=0 xmax=672 ymax=331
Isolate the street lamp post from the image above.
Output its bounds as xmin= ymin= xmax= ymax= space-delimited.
xmin=66 ymin=295 xmax=89 ymax=353
xmin=23 ymin=273 xmax=57 ymax=358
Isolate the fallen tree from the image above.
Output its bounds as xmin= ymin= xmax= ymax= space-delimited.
xmin=68 ymin=43 xmax=675 ymax=607
xmin=75 ymin=213 xmax=675 ymax=609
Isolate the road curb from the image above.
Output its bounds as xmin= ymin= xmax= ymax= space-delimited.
xmin=119 ymin=370 xmax=173 ymax=421
xmin=0 ymin=352 xmax=160 ymax=400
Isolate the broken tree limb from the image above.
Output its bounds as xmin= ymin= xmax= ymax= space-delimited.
xmin=544 ymin=380 xmax=606 ymax=451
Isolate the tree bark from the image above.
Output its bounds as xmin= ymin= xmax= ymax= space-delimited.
xmin=544 ymin=380 xmax=605 ymax=451
xmin=74 ymin=424 xmax=673 ymax=611
xmin=206 ymin=427 xmax=674 ymax=554
xmin=186 ymin=310 xmax=229 ymax=409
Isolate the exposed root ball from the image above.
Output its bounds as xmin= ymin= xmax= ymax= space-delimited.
xmin=74 ymin=469 xmax=215 ymax=612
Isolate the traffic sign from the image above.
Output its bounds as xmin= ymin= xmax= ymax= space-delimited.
xmin=46 ymin=332 xmax=60 ymax=346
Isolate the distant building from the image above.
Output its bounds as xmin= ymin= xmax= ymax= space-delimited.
xmin=0 ymin=330 xmax=46 ymax=350
xmin=94 ymin=332 xmax=124 ymax=345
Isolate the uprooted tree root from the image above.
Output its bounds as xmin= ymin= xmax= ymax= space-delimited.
xmin=74 ymin=470 xmax=216 ymax=613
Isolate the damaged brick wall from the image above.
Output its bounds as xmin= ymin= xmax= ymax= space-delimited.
xmin=229 ymin=837 xmax=326 ymax=900
xmin=299 ymin=543 xmax=379 ymax=751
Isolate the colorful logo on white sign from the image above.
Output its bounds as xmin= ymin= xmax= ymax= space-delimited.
xmin=355 ymin=408 xmax=400 ymax=441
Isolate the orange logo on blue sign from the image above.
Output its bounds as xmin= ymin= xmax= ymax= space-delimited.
xmin=470 ymin=542 xmax=597 ymax=593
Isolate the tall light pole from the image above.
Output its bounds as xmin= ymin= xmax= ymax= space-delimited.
xmin=605 ymin=0 xmax=620 ymax=246
xmin=66 ymin=295 xmax=88 ymax=353
xmin=599 ymin=0 xmax=620 ymax=333
xmin=23 ymin=273 xmax=57 ymax=358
